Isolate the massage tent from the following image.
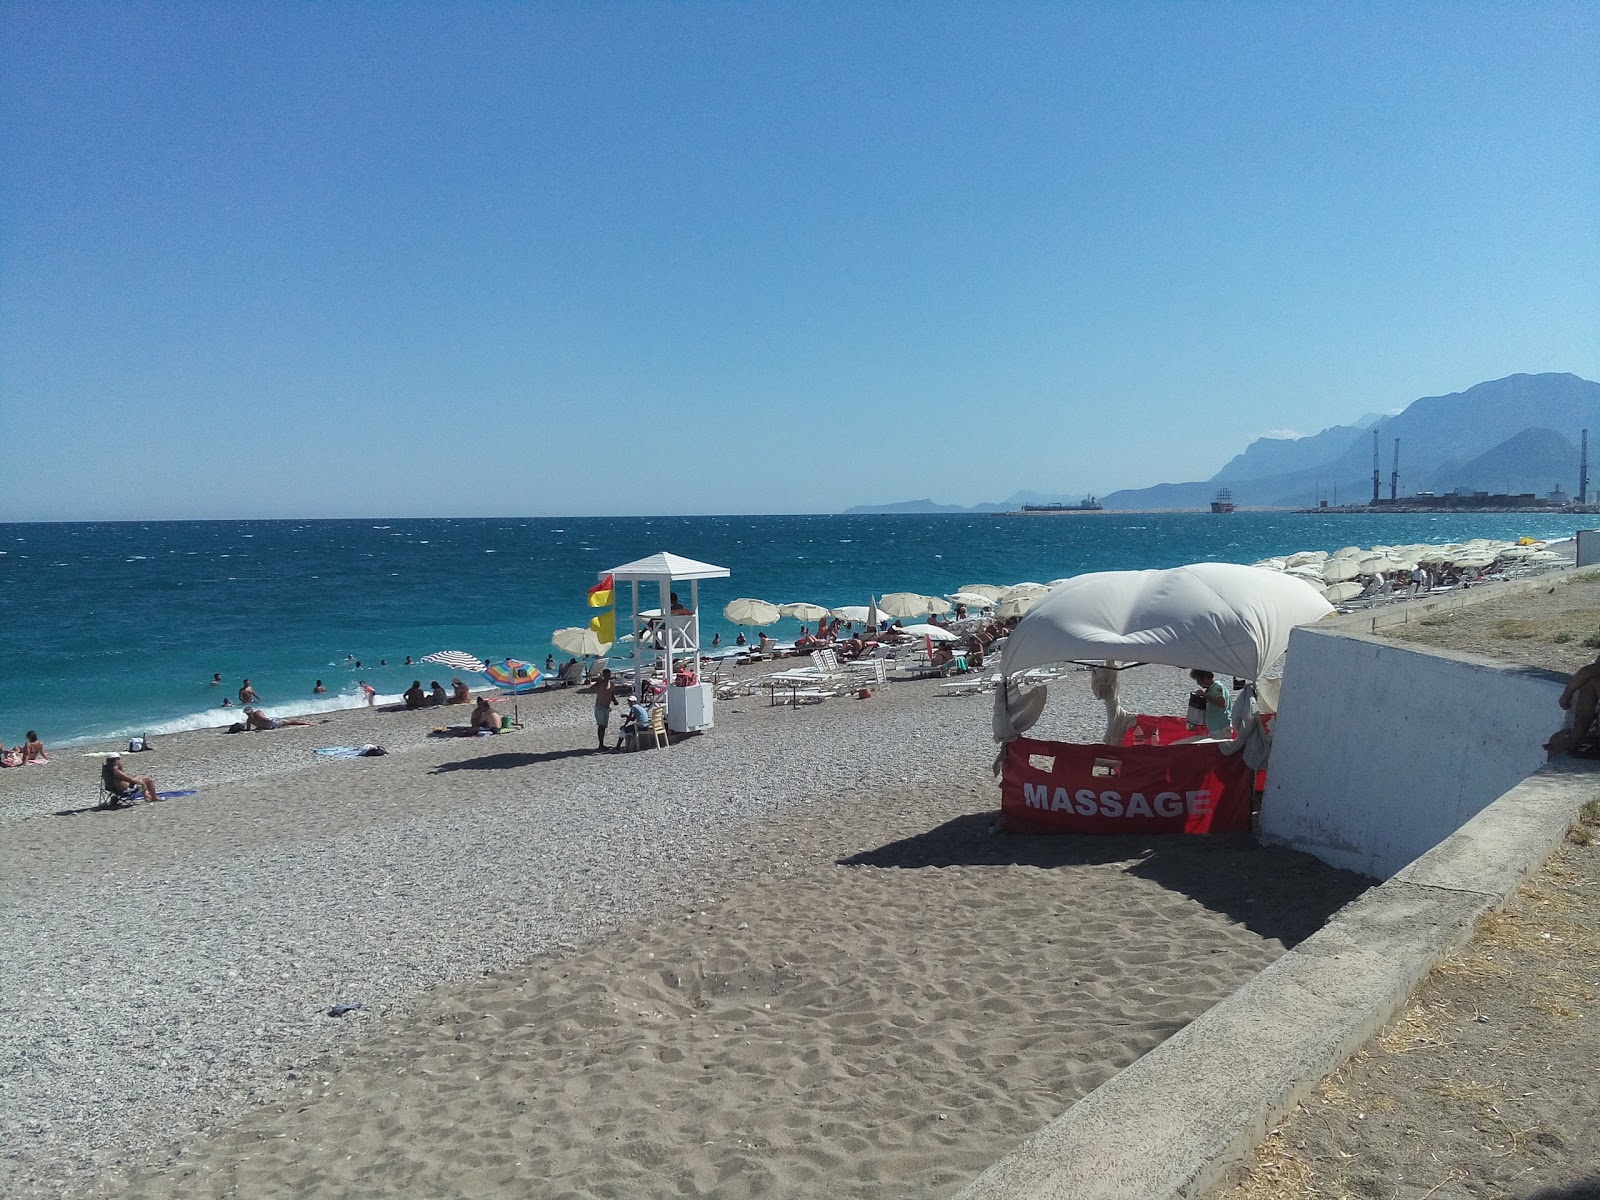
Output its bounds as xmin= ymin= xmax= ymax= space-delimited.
xmin=992 ymin=563 xmax=1333 ymax=835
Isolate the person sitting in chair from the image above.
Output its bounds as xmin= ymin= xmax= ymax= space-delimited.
xmin=102 ymin=752 xmax=159 ymax=805
xmin=620 ymin=698 xmax=652 ymax=750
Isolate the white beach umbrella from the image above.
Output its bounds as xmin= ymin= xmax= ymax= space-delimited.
xmin=946 ymin=591 xmax=996 ymax=609
xmin=878 ymin=592 xmax=935 ymax=618
xmin=1286 ymin=564 xmax=1326 ymax=580
xmin=779 ymin=602 xmax=832 ymax=622
xmin=958 ymin=584 xmax=1006 ymax=601
xmin=995 ymin=594 xmax=1041 ymax=621
xmin=723 ymin=598 xmax=781 ymax=626
xmin=998 ymin=583 xmax=1049 ymax=606
xmin=552 ymin=627 xmax=611 ymax=656
xmin=923 ymin=596 xmax=953 ymax=615
xmin=831 ymin=605 xmax=875 ymax=622
xmin=1322 ymin=558 xmax=1362 ymax=583
xmin=1284 ymin=551 xmax=1328 ymax=567
xmin=900 ymin=623 xmax=960 ymax=642
xmin=1324 ymin=581 xmax=1364 ymax=603
xmin=418 ymin=650 xmax=487 ymax=673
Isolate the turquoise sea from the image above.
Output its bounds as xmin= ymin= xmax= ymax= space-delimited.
xmin=0 ymin=511 xmax=1581 ymax=746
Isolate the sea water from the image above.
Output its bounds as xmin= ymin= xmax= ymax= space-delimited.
xmin=0 ymin=511 xmax=1580 ymax=746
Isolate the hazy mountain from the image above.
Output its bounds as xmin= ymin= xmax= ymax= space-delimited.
xmin=843 ymin=489 xmax=1088 ymax=515
xmin=1102 ymin=373 xmax=1600 ymax=509
xmin=1213 ymin=423 xmax=1366 ymax=483
xmin=1427 ymin=428 xmax=1578 ymax=497
xmin=842 ymin=498 xmax=986 ymax=514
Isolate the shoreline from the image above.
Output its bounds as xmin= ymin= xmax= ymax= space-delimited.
xmin=12 ymin=531 xmax=1574 ymax=755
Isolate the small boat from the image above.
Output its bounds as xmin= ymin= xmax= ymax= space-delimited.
xmin=1210 ymin=488 xmax=1236 ymax=514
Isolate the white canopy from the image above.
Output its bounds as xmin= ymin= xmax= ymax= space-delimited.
xmin=606 ymin=551 xmax=730 ymax=583
xmin=1000 ymin=562 xmax=1334 ymax=682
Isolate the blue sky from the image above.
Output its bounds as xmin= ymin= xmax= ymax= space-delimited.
xmin=3 ymin=2 xmax=1596 ymax=519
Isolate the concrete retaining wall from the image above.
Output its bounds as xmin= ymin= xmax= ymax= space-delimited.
xmin=1259 ymin=626 xmax=1565 ymax=878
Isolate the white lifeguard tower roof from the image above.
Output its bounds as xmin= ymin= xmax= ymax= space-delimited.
xmin=604 ymin=552 xmax=731 ymax=583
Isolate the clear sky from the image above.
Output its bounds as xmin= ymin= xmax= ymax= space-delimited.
xmin=3 ymin=2 xmax=1597 ymax=519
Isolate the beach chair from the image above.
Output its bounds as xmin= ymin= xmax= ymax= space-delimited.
xmin=96 ymin=779 xmax=143 ymax=809
xmin=648 ymin=705 xmax=670 ymax=749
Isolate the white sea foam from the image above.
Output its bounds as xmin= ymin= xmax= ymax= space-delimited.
xmin=59 ymin=690 xmax=407 ymax=748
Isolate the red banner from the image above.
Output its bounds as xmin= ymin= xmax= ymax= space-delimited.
xmin=999 ymin=735 xmax=1253 ymax=835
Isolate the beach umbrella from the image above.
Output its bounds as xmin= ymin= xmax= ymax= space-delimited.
xmin=831 ymin=605 xmax=874 ymax=622
xmin=946 ymin=591 xmax=996 ymax=609
xmin=923 ymin=596 xmax=953 ymax=615
xmin=995 ymin=594 xmax=1041 ymax=621
xmin=418 ymin=650 xmax=487 ymax=673
xmin=878 ymin=592 xmax=935 ymax=618
xmin=779 ymin=602 xmax=833 ymax=622
xmin=900 ymin=623 xmax=959 ymax=642
xmin=999 ymin=583 xmax=1048 ymax=604
xmin=958 ymin=584 xmax=1006 ymax=601
xmin=1322 ymin=558 xmax=1361 ymax=583
xmin=552 ymin=626 xmax=611 ymax=656
xmin=1324 ymin=581 xmax=1363 ymax=603
xmin=486 ymin=659 xmax=542 ymax=691
xmin=723 ymin=597 xmax=781 ymax=626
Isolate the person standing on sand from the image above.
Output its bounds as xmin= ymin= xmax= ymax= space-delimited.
xmin=582 ymin=669 xmax=628 ymax=750
xmin=238 ymin=679 xmax=258 ymax=705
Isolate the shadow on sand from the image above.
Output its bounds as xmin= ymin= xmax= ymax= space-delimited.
xmin=430 ymin=748 xmax=596 ymax=774
xmin=839 ymin=813 xmax=1372 ymax=948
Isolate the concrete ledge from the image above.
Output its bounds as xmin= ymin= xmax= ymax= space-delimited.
xmin=954 ymin=759 xmax=1600 ymax=1200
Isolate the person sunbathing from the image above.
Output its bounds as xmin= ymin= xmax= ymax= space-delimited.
xmin=243 ymin=708 xmax=314 ymax=731
xmin=429 ymin=681 xmax=448 ymax=706
xmin=18 ymin=731 xmax=48 ymax=764
xmin=403 ymin=681 xmax=427 ymax=709
xmin=450 ymin=677 xmax=471 ymax=704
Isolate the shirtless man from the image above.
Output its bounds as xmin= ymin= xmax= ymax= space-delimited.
xmin=583 ymin=669 xmax=629 ymax=750
xmin=468 ymin=696 xmax=502 ymax=733
xmin=1546 ymin=654 xmax=1600 ymax=757
xmin=243 ymin=708 xmax=314 ymax=731
xmin=238 ymin=679 xmax=258 ymax=705
xmin=102 ymin=752 xmax=159 ymax=805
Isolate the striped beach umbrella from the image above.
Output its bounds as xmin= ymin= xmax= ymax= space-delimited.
xmin=419 ymin=650 xmax=487 ymax=673
xmin=486 ymin=659 xmax=542 ymax=691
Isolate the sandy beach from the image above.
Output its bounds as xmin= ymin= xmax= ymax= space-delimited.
xmin=3 ymin=660 xmax=1368 ymax=1198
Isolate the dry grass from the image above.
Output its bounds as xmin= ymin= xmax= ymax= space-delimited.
xmin=1225 ymin=1130 xmax=1316 ymax=1200
xmin=1433 ymin=1078 xmax=1502 ymax=1105
xmin=1529 ymin=994 xmax=1581 ymax=1019
xmin=1378 ymin=1002 xmax=1455 ymax=1054
xmin=1492 ymin=619 xmax=1543 ymax=640
xmin=1433 ymin=952 xmax=1506 ymax=981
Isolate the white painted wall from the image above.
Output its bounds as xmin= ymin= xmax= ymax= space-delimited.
xmin=1261 ymin=627 xmax=1564 ymax=879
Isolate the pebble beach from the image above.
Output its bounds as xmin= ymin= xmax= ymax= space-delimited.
xmin=3 ymin=661 xmax=1369 ymax=1197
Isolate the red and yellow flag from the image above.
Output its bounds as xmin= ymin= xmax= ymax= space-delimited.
xmin=589 ymin=609 xmax=616 ymax=645
xmin=588 ymin=573 xmax=614 ymax=608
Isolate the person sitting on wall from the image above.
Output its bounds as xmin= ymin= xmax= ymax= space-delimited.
xmin=1545 ymin=653 xmax=1600 ymax=758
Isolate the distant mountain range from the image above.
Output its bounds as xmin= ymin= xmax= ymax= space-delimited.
xmin=844 ymin=373 xmax=1599 ymax=514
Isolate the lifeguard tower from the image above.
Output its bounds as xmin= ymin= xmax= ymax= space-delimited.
xmin=603 ymin=551 xmax=730 ymax=734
